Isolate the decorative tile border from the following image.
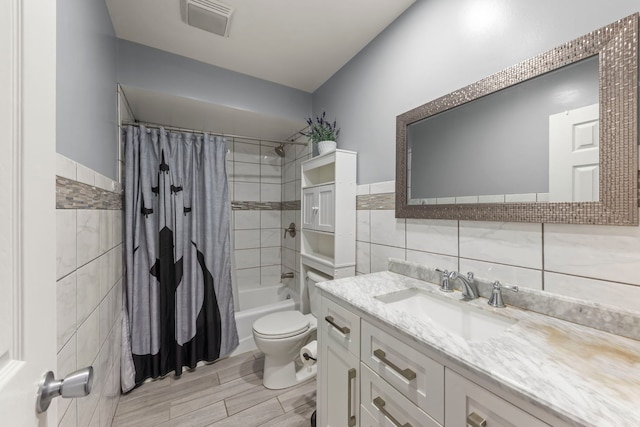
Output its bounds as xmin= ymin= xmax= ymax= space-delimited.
xmin=232 ymin=200 xmax=300 ymax=211
xmin=357 ymin=193 xmax=395 ymax=210
xmin=389 ymin=259 xmax=640 ymax=341
xmin=56 ymin=176 xmax=123 ymax=210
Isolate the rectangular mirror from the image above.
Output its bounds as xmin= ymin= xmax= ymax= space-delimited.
xmin=396 ymin=14 xmax=638 ymax=225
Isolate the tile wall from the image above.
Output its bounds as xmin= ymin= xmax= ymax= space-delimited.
xmin=356 ymin=180 xmax=640 ymax=314
xmin=281 ymin=140 xmax=311 ymax=293
xmin=228 ymin=138 xmax=310 ymax=296
xmin=56 ymin=154 xmax=123 ymax=427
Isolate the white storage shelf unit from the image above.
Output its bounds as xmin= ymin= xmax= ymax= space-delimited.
xmin=300 ymin=149 xmax=357 ymax=302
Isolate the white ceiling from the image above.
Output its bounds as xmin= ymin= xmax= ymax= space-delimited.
xmin=106 ymin=0 xmax=415 ymax=92
xmin=121 ymin=85 xmax=306 ymax=141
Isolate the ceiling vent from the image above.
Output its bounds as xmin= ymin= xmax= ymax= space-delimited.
xmin=182 ymin=0 xmax=234 ymax=37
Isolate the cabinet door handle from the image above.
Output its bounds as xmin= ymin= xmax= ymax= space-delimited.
xmin=325 ymin=315 xmax=350 ymax=335
xmin=373 ymin=349 xmax=416 ymax=381
xmin=373 ymin=396 xmax=412 ymax=427
xmin=467 ymin=412 xmax=487 ymax=427
xmin=347 ymin=368 xmax=356 ymax=427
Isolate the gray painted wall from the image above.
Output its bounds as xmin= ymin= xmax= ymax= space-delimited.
xmin=410 ymin=57 xmax=598 ymax=198
xmin=312 ymin=0 xmax=640 ymax=184
xmin=57 ymin=0 xmax=118 ymax=180
xmin=117 ymin=40 xmax=312 ymax=124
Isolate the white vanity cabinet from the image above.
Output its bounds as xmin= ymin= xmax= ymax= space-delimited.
xmin=445 ymin=370 xmax=550 ymax=427
xmin=318 ymin=293 xmax=560 ymax=427
xmin=300 ymin=150 xmax=356 ymax=287
xmin=318 ymin=296 xmax=361 ymax=427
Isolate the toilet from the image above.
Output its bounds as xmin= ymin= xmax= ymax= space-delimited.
xmin=252 ymin=270 xmax=329 ymax=390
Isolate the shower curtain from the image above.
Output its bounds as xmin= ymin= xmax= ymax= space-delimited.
xmin=121 ymin=125 xmax=238 ymax=393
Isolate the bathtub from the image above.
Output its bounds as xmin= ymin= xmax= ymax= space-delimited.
xmin=231 ymin=284 xmax=298 ymax=356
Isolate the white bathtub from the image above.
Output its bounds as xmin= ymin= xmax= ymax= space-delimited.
xmin=231 ymin=284 xmax=298 ymax=356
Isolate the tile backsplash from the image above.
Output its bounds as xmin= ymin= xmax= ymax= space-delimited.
xmin=356 ymin=181 xmax=640 ymax=314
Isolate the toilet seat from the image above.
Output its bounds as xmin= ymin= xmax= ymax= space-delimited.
xmin=253 ymin=311 xmax=310 ymax=339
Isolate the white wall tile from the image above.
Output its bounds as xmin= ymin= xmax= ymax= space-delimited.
xmin=235 ymin=229 xmax=261 ymax=250
xmin=406 ymin=219 xmax=458 ymax=256
xmin=260 ymin=144 xmax=282 ymax=166
xmin=407 ymin=250 xmax=458 ymax=272
xmin=234 ymin=211 xmax=261 ymax=230
xmin=356 ymin=242 xmax=371 ymax=274
xmin=370 ymin=210 xmax=405 ymax=248
xmin=261 ymin=164 xmax=282 ymax=184
xmin=57 ymin=273 xmax=77 ymax=351
xmin=95 ymin=173 xmax=113 ymax=191
xmin=261 ymin=210 xmax=281 ymax=229
xmin=261 ymin=265 xmax=281 ymax=285
xmin=77 ymin=309 xmax=99 ymax=369
xmin=261 ymin=247 xmax=281 ymax=266
xmin=57 ymin=210 xmax=77 ymax=279
xmin=459 ymin=258 xmax=542 ymax=290
xmin=283 ymin=160 xmax=296 ymax=183
xmin=112 ymin=210 xmax=123 ymax=246
xmin=261 ymin=183 xmax=281 ymax=202
xmin=236 ymin=267 xmax=261 ymax=290
xmin=234 ymin=142 xmax=261 ymax=163
xmin=59 ymin=400 xmax=77 ymax=427
xmin=235 ymin=249 xmax=260 ymax=269
xmin=77 ymin=370 xmax=100 ymax=427
xmin=284 ymin=181 xmax=296 ymax=201
xmin=77 ymin=258 xmax=101 ymax=325
xmin=356 ymin=210 xmax=370 ymax=243
xmin=76 ymin=163 xmax=95 ymax=186
xmin=544 ymin=219 xmax=640 ymax=286
xmin=77 ymin=210 xmax=101 ymax=267
xmin=356 ymin=184 xmax=370 ymax=195
xmin=57 ymin=154 xmax=77 ymax=180
xmin=261 ymin=228 xmax=280 ymax=247
xmin=459 ymin=221 xmax=542 ymax=269
xmin=544 ymin=272 xmax=640 ymax=312
xmin=57 ymin=334 xmax=77 ymax=423
xmin=370 ymin=180 xmax=395 ymax=194
xmin=283 ymin=248 xmax=296 ymax=270
xmin=99 ymin=210 xmax=114 ymax=253
xmin=234 ymin=182 xmax=260 ymax=201
xmin=294 ymin=157 xmax=303 ymax=181
xmin=233 ymin=162 xmax=260 ymax=182
xmin=370 ymin=244 xmax=405 ymax=273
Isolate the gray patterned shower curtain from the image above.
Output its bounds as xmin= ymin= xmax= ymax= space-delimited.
xmin=121 ymin=125 xmax=238 ymax=393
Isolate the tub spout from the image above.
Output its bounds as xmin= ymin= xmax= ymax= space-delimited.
xmin=281 ymin=272 xmax=294 ymax=280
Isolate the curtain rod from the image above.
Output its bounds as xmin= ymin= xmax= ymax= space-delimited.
xmin=122 ymin=120 xmax=308 ymax=146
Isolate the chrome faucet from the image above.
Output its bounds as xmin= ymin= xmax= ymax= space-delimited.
xmin=448 ymin=271 xmax=479 ymax=299
xmin=435 ymin=269 xmax=453 ymax=292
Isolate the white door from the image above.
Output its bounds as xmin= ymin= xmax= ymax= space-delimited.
xmin=549 ymin=104 xmax=599 ymax=202
xmin=0 ymin=0 xmax=58 ymax=425
xmin=302 ymin=187 xmax=317 ymax=230
xmin=315 ymin=184 xmax=335 ymax=233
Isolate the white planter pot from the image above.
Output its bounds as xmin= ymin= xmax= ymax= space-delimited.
xmin=317 ymin=140 xmax=337 ymax=155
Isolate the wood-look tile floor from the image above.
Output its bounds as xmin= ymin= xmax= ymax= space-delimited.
xmin=112 ymin=351 xmax=316 ymax=427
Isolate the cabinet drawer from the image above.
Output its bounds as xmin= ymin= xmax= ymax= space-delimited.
xmin=361 ymin=320 xmax=444 ymax=424
xmin=445 ymin=369 xmax=550 ymax=427
xmin=322 ymin=297 xmax=360 ymax=357
xmin=361 ymin=363 xmax=441 ymax=427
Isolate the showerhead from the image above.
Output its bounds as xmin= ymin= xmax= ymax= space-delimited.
xmin=274 ymin=144 xmax=286 ymax=158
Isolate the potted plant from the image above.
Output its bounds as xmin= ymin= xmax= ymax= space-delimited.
xmin=301 ymin=111 xmax=340 ymax=155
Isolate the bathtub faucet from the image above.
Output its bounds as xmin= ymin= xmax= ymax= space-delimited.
xmin=281 ymin=272 xmax=294 ymax=280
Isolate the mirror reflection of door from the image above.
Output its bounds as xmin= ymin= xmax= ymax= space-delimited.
xmin=549 ymin=104 xmax=599 ymax=202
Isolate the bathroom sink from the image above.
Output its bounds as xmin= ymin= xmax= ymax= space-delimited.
xmin=375 ymin=288 xmax=516 ymax=342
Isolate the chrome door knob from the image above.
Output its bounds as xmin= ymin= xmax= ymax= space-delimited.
xmin=36 ymin=366 xmax=93 ymax=413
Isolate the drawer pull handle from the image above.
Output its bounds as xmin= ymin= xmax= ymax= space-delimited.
xmin=373 ymin=396 xmax=412 ymax=427
xmin=373 ymin=349 xmax=417 ymax=381
xmin=325 ymin=315 xmax=350 ymax=335
xmin=347 ymin=368 xmax=356 ymax=427
xmin=467 ymin=412 xmax=487 ymax=427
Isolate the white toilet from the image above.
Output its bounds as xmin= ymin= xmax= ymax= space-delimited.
xmin=252 ymin=270 xmax=329 ymax=390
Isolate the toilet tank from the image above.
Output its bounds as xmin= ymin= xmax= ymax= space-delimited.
xmin=306 ymin=270 xmax=332 ymax=318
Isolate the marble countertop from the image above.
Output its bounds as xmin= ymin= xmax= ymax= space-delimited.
xmin=317 ymin=271 xmax=640 ymax=427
